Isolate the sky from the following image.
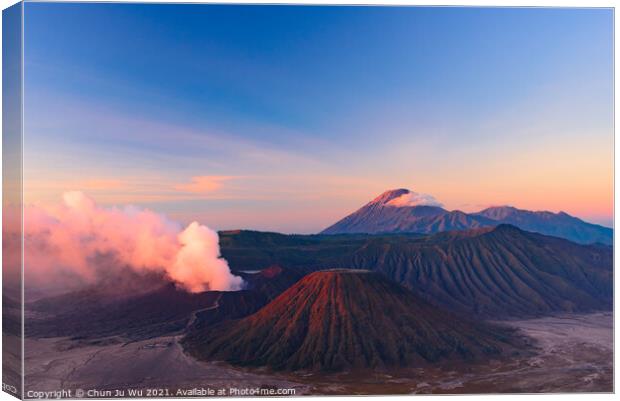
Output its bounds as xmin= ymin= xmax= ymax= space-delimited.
xmin=23 ymin=4 xmax=613 ymax=233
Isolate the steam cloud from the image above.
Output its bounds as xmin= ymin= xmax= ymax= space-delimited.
xmin=24 ymin=191 xmax=244 ymax=293
xmin=386 ymin=191 xmax=444 ymax=208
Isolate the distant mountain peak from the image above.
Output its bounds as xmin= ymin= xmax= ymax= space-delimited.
xmin=474 ymin=206 xmax=612 ymax=245
xmin=369 ymin=188 xmax=411 ymax=205
xmin=369 ymin=188 xmax=444 ymax=208
xmin=321 ymin=188 xmax=474 ymax=235
xmin=476 ymin=205 xmax=519 ymax=219
xmin=321 ymin=191 xmax=612 ymax=245
xmin=483 ymin=205 xmax=516 ymax=211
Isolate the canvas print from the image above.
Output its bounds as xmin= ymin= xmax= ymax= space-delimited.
xmin=2 ymin=2 xmax=614 ymax=398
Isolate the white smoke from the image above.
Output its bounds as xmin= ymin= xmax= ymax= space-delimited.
xmin=386 ymin=191 xmax=444 ymax=208
xmin=23 ymin=191 xmax=244 ymax=294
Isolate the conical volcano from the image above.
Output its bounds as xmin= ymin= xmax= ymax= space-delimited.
xmin=320 ymin=188 xmax=492 ymax=235
xmin=183 ymin=270 xmax=522 ymax=372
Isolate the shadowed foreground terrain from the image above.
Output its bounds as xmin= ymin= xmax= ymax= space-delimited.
xmin=26 ymin=266 xmax=305 ymax=340
xmin=22 ymin=313 xmax=612 ymax=395
xmin=292 ymin=312 xmax=613 ymax=394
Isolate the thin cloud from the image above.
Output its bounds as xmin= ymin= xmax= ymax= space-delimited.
xmin=174 ymin=176 xmax=237 ymax=194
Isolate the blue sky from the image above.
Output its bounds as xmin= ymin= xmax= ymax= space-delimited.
xmin=23 ymin=4 xmax=613 ymax=232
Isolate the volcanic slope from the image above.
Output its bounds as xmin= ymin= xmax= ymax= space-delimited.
xmin=219 ymin=225 xmax=612 ymax=318
xmin=27 ymin=265 xmax=304 ymax=340
xmin=343 ymin=225 xmax=613 ymax=317
xmin=183 ymin=270 xmax=524 ymax=372
xmin=321 ymin=188 xmax=493 ymax=235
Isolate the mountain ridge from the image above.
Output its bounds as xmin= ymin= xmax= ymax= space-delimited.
xmin=321 ymin=189 xmax=612 ymax=245
xmin=220 ymin=225 xmax=612 ymax=319
xmin=474 ymin=205 xmax=612 ymax=245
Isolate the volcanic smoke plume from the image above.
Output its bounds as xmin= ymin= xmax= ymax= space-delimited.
xmin=23 ymin=191 xmax=243 ymax=294
xmin=385 ymin=190 xmax=444 ymax=208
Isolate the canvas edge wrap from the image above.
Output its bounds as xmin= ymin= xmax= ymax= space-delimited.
xmin=3 ymin=2 xmax=24 ymax=399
